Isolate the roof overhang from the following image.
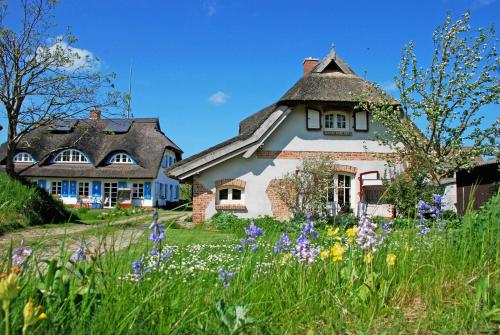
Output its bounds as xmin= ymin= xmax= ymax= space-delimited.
xmin=168 ymin=105 xmax=292 ymax=180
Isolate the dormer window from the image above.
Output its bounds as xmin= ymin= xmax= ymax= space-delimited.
xmin=324 ymin=111 xmax=349 ymax=130
xmin=109 ymin=153 xmax=133 ymax=164
xmin=14 ymin=152 xmax=35 ymax=163
xmin=53 ymin=149 xmax=89 ymax=163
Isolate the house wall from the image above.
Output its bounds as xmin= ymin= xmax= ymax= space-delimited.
xmin=192 ymin=105 xmax=399 ymax=223
xmin=153 ymin=149 xmax=180 ymax=207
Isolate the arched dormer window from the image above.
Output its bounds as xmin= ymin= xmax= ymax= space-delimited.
xmin=109 ymin=152 xmax=134 ymax=164
xmin=13 ymin=152 xmax=35 ymax=163
xmin=53 ymin=149 xmax=89 ymax=163
xmin=324 ymin=111 xmax=350 ymax=130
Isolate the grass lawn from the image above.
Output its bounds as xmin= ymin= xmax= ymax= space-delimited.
xmin=0 ymin=196 xmax=498 ymax=334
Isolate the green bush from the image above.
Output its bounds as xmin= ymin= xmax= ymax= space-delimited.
xmin=0 ymin=174 xmax=70 ymax=232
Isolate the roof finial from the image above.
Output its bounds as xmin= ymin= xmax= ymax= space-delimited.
xmin=330 ymin=43 xmax=336 ymax=59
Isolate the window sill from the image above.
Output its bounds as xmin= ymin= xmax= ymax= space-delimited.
xmin=323 ymin=130 xmax=352 ymax=136
xmin=215 ymin=204 xmax=247 ymax=211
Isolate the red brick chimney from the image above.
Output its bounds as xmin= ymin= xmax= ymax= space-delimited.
xmin=303 ymin=57 xmax=319 ymax=75
xmin=90 ymin=107 xmax=100 ymax=120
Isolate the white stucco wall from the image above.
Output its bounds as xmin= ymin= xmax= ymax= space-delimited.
xmin=195 ymin=105 xmax=399 ymax=220
xmin=153 ymin=149 xmax=180 ymax=207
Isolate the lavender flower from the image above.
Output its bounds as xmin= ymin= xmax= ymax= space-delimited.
xmin=218 ymin=268 xmax=235 ymax=287
xmin=416 ymin=194 xmax=445 ymax=235
xmin=70 ymin=240 xmax=88 ymax=263
xmin=356 ymin=210 xmax=379 ymax=252
xmin=291 ymin=217 xmax=320 ymax=263
xmin=274 ymin=230 xmax=292 ymax=254
xmin=237 ymin=221 xmax=263 ymax=252
xmin=149 ymin=209 xmax=165 ymax=244
xmin=12 ymin=240 xmax=32 ymax=266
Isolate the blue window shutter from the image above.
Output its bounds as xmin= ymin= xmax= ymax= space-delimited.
xmin=37 ymin=180 xmax=46 ymax=190
xmin=70 ymin=181 xmax=77 ymax=197
xmin=144 ymin=182 xmax=151 ymax=200
xmin=62 ymin=180 xmax=69 ymax=197
xmin=92 ymin=181 xmax=101 ymax=197
xmin=118 ymin=181 xmax=127 ymax=188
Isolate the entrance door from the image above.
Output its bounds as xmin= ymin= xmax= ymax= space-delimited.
xmin=103 ymin=182 xmax=118 ymax=208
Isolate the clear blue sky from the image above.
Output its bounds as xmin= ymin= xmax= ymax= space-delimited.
xmin=0 ymin=0 xmax=498 ymax=157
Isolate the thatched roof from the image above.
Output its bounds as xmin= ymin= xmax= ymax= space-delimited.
xmin=0 ymin=118 xmax=182 ymax=179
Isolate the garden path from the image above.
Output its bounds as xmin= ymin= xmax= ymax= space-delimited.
xmin=0 ymin=210 xmax=191 ymax=259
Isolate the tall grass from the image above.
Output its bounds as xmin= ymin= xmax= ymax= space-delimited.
xmin=1 ymin=195 xmax=498 ymax=334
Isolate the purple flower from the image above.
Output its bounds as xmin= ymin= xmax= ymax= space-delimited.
xmin=149 ymin=210 xmax=165 ymax=244
xmin=356 ymin=209 xmax=380 ymax=252
xmin=274 ymin=230 xmax=292 ymax=254
xmin=218 ymin=268 xmax=235 ymax=287
xmin=290 ymin=219 xmax=320 ymax=263
xmin=245 ymin=222 xmax=263 ymax=238
xmin=237 ymin=221 xmax=263 ymax=252
xmin=416 ymin=194 xmax=445 ymax=235
xmin=70 ymin=240 xmax=88 ymax=263
xmin=12 ymin=240 xmax=32 ymax=266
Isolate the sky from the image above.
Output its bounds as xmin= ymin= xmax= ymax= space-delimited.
xmin=0 ymin=0 xmax=498 ymax=157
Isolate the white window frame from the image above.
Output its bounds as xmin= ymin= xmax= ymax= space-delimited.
xmin=326 ymin=174 xmax=353 ymax=214
xmin=323 ymin=111 xmax=350 ymax=131
xmin=51 ymin=181 xmax=62 ymax=196
xmin=110 ymin=153 xmax=133 ymax=164
xmin=13 ymin=152 xmax=34 ymax=163
xmin=78 ymin=182 xmax=90 ymax=197
xmin=216 ymin=187 xmax=245 ymax=205
xmin=132 ymin=183 xmax=144 ymax=199
xmin=54 ymin=149 xmax=89 ymax=163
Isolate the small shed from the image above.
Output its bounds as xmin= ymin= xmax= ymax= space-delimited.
xmin=456 ymin=159 xmax=499 ymax=214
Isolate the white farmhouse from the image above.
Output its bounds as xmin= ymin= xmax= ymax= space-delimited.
xmin=168 ymin=50 xmax=401 ymax=223
xmin=0 ymin=109 xmax=182 ymax=208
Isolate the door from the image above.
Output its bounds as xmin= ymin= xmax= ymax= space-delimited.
xmin=103 ymin=182 xmax=118 ymax=208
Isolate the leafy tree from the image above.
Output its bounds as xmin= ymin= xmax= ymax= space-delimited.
xmin=359 ymin=11 xmax=499 ymax=185
xmin=0 ymin=0 xmax=123 ymax=177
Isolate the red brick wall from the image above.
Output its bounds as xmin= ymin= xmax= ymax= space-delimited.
xmin=266 ymin=179 xmax=292 ymax=220
xmin=192 ymin=177 xmax=214 ymax=224
xmin=255 ymin=150 xmax=397 ymax=161
xmin=215 ymin=179 xmax=247 ymax=189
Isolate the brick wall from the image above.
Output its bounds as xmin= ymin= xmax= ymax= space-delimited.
xmin=215 ymin=179 xmax=247 ymax=189
xmin=266 ymin=179 xmax=292 ymax=220
xmin=192 ymin=177 xmax=214 ymax=224
xmin=255 ymin=150 xmax=397 ymax=161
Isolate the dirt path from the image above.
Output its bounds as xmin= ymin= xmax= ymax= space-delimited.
xmin=0 ymin=211 xmax=191 ymax=259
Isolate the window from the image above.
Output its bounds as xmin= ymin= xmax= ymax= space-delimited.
xmin=325 ymin=174 xmax=352 ymax=214
xmin=159 ymin=183 xmax=165 ymax=199
xmin=78 ymin=182 xmax=90 ymax=197
xmin=13 ymin=152 xmax=34 ymax=163
xmin=337 ymin=175 xmax=351 ymax=208
xmin=217 ymin=188 xmax=244 ymax=204
xmin=324 ymin=111 xmax=349 ymax=130
xmin=51 ymin=181 xmax=62 ymax=196
xmin=54 ymin=149 xmax=89 ymax=163
xmin=364 ymin=188 xmax=383 ymax=204
xmin=132 ymin=183 xmax=144 ymax=198
xmin=170 ymin=185 xmax=173 ymax=200
xmin=110 ymin=153 xmax=133 ymax=164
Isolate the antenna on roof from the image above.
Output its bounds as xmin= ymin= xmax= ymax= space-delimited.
xmin=330 ymin=43 xmax=336 ymax=59
xmin=126 ymin=60 xmax=133 ymax=119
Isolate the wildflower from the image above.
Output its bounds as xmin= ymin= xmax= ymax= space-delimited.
xmin=356 ymin=209 xmax=379 ymax=252
xmin=345 ymin=226 xmax=358 ymax=243
xmin=281 ymin=253 xmax=292 ymax=264
xmin=363 ymin=252 xmax=374 ymax=264
xmin=0 ymin=272 xmax=19 ymax=303
xmin=38 ymin=313 xmax=47 ymax=320
xmin=386 ymin=253 xmax=397 ymax=267
xmin=320 ymin=250 xmax=330 ymax=260
xmin=218 ymin=268 xmax=234 ymax=287
xmin=70 ymin=240 xmax=88 ymax=263
xmin=237 ymin=222 xmax=263 ymax=252
xmin=404 ymin=244 xmax=412 ymax=252
xmin=23 ymin=297 xmax=45 ymax=333
xmin=12 ymin=240 xmax=32 ymax=266
xmin=327 ymin=227 xmax=340 ymax=238
xmin=274 ymin=230 xmax=292 ymax=254
xmin=330 ymin=243 xmax=346 ymax=262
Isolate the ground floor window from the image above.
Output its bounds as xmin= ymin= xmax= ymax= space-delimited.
xmin=326 ymin=174 xmax=353 ymax=214
xmin=78 ymin=182 xmax=90 ymax=197
xmin=217 ymin=187 xmax=244 ymax=204
xmin=51 ymin=181 xmax=62 ymax=196
xmin=132 ymin=183 xmax=144 ymax=199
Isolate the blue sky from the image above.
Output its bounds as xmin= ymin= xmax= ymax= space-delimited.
xmin=0 ymin=0 xmax=498 ymax=157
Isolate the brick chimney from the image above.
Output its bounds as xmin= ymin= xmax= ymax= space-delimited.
xmin=89 ymin=107 xmax=100 ymax=120
xmin=303 ymin=57 xmax=319 ymax=75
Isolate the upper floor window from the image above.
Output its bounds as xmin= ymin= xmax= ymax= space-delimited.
xmin=13 ymin=152 xmax=34 ymax=163
xmin=109 ymin=153 xmax=133 ymax=164
xmin=324 ymin=111 xmax=349 ymax=130
xmin=53 ymin=149 xmax=89 ymax=163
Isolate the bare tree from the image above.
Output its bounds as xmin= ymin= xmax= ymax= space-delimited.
xmin=0 ymin=0 xmax=123 ymax=177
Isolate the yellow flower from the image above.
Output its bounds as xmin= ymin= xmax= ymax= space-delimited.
xmin=327 ymin=227 xmax=339 ymax=238
xmin=386 ymin=253 xmax=397 ymax=267
xmin=330 ymin=243 xmax=346 ymax=262
xmin=346 ymin=226 xmax=358 ymax=243
xmin=23 ymin=298 xmax=36 ymax=326
xmin=363 ymin=252 xmax=374 ymax=264
xmin=38 ymin=313 xmax=47 ymax=320
xmin=320 ymin=250 xmax=330 ymax=260
xmin=281 ymin=253 xmax=292 ymax=265
xmin=404 ymin=244 xmax=412 ymax=252
xmin=0 ymin=272 xmax=19 ymax=303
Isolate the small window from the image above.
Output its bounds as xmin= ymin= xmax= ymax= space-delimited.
xmin=110 ymin=153 xmax=133 ymax=164
xmin=324 ymin=111 xmax=349 ymax=130
xmin=132 ymin=183 xmax=144 ymax=199
xmin=51 ymin=181 xmax=62 ymax=196
xmin=219 ymin=188 xmax=229 ymax=200
xmin=13 ymin=152 xmax=34 ymax=163
xmin=232 ymin=189 xmax=242 ymax=200
xmin=217 ymin=187 xmax=244 ymax=204
xmin=78 ymin=182 xmax=90 ymax=197
xmin=54 ymin=149 xmax=89 ymax=163
xmin=306 ymin=108 xmax=321 ymax=130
